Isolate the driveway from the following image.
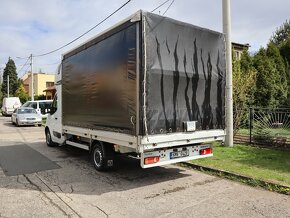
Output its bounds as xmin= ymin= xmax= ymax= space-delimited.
xmin=0 ymin=115 xmax=290 ymax=218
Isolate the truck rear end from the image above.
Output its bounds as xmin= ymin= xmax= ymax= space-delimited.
xmin=53 ymin=10 xmax=225 ymax=170
xmin=139 ymin=12 xmax=225 ymax=167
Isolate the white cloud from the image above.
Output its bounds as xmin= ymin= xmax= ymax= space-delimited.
xmin=0 ymin=0 xmax=289 ymax=74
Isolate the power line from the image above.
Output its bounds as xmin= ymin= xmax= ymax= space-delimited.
xmin=32 ymin=0 xmax=132 ymax=58
xmin=163 ymin=0 xmax=175 ymax=16
xmin=18 ymin=64 xmax=31 ymax=79
xmin=17 ymin=57 xmax=30 ymax=75
xmin=151 ymin=0 xmax=171 ymax=13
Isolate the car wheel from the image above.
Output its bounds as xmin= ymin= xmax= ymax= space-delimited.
xmin=45 ymin=129 xmax=56 ymax=147
xmin=16 ymin=119 xmax=20 ymax=127
xmin=38 ymin=124 xmax=42 ymax=127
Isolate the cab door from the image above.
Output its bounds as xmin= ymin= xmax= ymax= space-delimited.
xmin=46 ymin=94 xmax=65 ymax=144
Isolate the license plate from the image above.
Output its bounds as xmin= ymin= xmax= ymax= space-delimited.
xmin=27 ymin=118 xmax=35 ymax=120
xmin=170 ymin=150 xmax=189 ymax=159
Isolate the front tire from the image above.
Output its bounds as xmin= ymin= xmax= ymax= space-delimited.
xmin=46 ymin=129 xmax=56 ymax=147
xmin=16 ymin=119 xmax=20 ymax=127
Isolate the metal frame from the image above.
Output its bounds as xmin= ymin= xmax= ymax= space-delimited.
xmin=139 ymin=130 xmax=225 ymax=152
xmin=141 ymin=153 xmax=213 ymax=168
xmin=63 ymin=125 xmax=224 ymax=153
xmin=63 ymin=125 xmax=138 ymax=149
xmin=63 ymin=11 xmax=142 ymax=58
xmin=142 ymin=14 xmax=149 ymax=141
xmin=135 ymin=22 xmax=140 ymax=137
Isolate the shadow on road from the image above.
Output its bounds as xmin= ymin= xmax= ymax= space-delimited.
xmin=0 ymin=141 xmax=191 ymax=196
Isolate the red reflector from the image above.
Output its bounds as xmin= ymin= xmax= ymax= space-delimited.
xmin=144 ymin=156 xmax=160 ymax=165
xmin=200 ymin=148 xmax=212 ymax=155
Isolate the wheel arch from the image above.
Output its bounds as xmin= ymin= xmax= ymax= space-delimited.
xmin=90 ymin=140 xmax=115 ymax=157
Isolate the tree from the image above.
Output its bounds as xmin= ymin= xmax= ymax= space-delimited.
xmin=0 ymin=83 xmax=3 ymax=107
xmin=280 ymin=36 xmax=290 ymax=65
xmin=266 ymin=42 xmax=288 ymax=106
xmin=252 ymin=48 xmax=279 ymax=107
xmin=1 ymin=58 xmax=18 ymax=96
xmin=233 ymin=50 xmax=256 ymax=109
xmin=233 ymin=50 xmax=256 ymax=134
xmin=15 ymin=80 xmax=30 ymax=103
xmin=270 ymin=20 xmax=290 ymax=107
xmin=271 ymin=20 xmax=290 ymax=45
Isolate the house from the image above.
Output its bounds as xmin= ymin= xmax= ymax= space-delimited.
xmin=43 ymin=85 xmax=56 ymax=100
xmin=232 ymin=42 xmax=250 ymax=60
xmin=21 ymin=72 xmax=55 ymax=99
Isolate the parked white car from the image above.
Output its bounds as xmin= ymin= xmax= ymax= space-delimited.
xmin=22 ymin=100 xmax=53 ymax=117
xmin=1 ymin=97 xmax=22 ymax=116
xmin=11 ymin=107 xmax=42 ymax=127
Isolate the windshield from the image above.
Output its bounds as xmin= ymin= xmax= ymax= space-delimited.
xmin=22 ymin=102 xmax=31 ymax=107
xmin=17 ymin=108 xmax=37 ymax=114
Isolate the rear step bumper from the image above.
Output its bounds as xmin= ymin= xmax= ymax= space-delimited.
xmin=141 ymin=144 xmax=213 ymax=168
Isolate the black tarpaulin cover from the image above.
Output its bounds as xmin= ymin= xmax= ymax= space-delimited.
xmin=61 ymin=11 xmax=225 ymax=136
xmin=62 ymin=24 xmax=137 ymax=134
xmin=143 ymin=12 xmax=226 ymax=135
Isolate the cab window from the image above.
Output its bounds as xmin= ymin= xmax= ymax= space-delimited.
xmin=50 ymin=95 xmax=57 ymax=114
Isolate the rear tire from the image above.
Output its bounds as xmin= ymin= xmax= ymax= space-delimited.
xmin=91 ymin=142 xmax=115 ymax=171
xmin=45 ymin=129 xmax=56 ymax=147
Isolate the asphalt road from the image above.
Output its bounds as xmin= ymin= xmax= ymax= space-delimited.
xmin=0 ymin=115 xmax=290 ymax=218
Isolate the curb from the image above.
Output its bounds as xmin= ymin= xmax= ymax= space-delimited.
xmin=179 ymin=162 xmax=290 ymax=196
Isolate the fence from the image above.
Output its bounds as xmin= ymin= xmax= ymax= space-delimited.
xmin=234 ymin=108 xmax=290 ymax=148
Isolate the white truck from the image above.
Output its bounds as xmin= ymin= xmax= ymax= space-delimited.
xmin=45 ymin=11 xmax=226 ymax=171
xmin=1 ymin=97 xmax=22 ymax=116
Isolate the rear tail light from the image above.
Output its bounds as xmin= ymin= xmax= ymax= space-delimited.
xmin=144 ymin=156 xmax=160 ymax=165
xmin=200 ymin=148 xmax=213 ymax=155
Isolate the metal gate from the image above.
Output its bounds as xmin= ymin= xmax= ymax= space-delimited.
xmin=234 ymin=108 xmax=290 ymax=148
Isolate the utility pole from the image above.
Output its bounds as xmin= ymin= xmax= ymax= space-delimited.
xmin=7 ymin=75 xmax=9 ymax=98
xmin=30 ymin=54 xmax=34 ymax=101
xmin=223 ymin=0 xmax=233 ymax=147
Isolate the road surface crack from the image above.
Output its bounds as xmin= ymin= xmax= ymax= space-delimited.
xmin=89 ymin=204 xmax=109 ymax=218
xmin=23 ymin=174 xmax=70 ymax=217
xmin=144 ymin=177 xmax=221 ymax=200
xmin=35 ymin=173 xmax=82 ymax=218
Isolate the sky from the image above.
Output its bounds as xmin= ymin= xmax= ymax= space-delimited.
xmin=0 ymin=0 xmax=289 ymax=77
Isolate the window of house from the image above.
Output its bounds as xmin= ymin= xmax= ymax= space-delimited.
xmin=46 ymin=82 xmax=54 ymax=88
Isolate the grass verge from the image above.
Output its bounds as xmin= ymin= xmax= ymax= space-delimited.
xmin=186 ymin=144 xmax=290 ymax=195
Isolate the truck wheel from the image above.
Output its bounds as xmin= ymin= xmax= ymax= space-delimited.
xmin=45 ymin=129 xmax=56 ymax=147
xmin=92 ymin=144 xmax=106 ymax=171
xmin=91 ymin=143 xmax=115 ymax=171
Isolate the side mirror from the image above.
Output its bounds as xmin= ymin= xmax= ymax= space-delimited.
xmin=49 ymin=107 xmax=55 ymax=114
